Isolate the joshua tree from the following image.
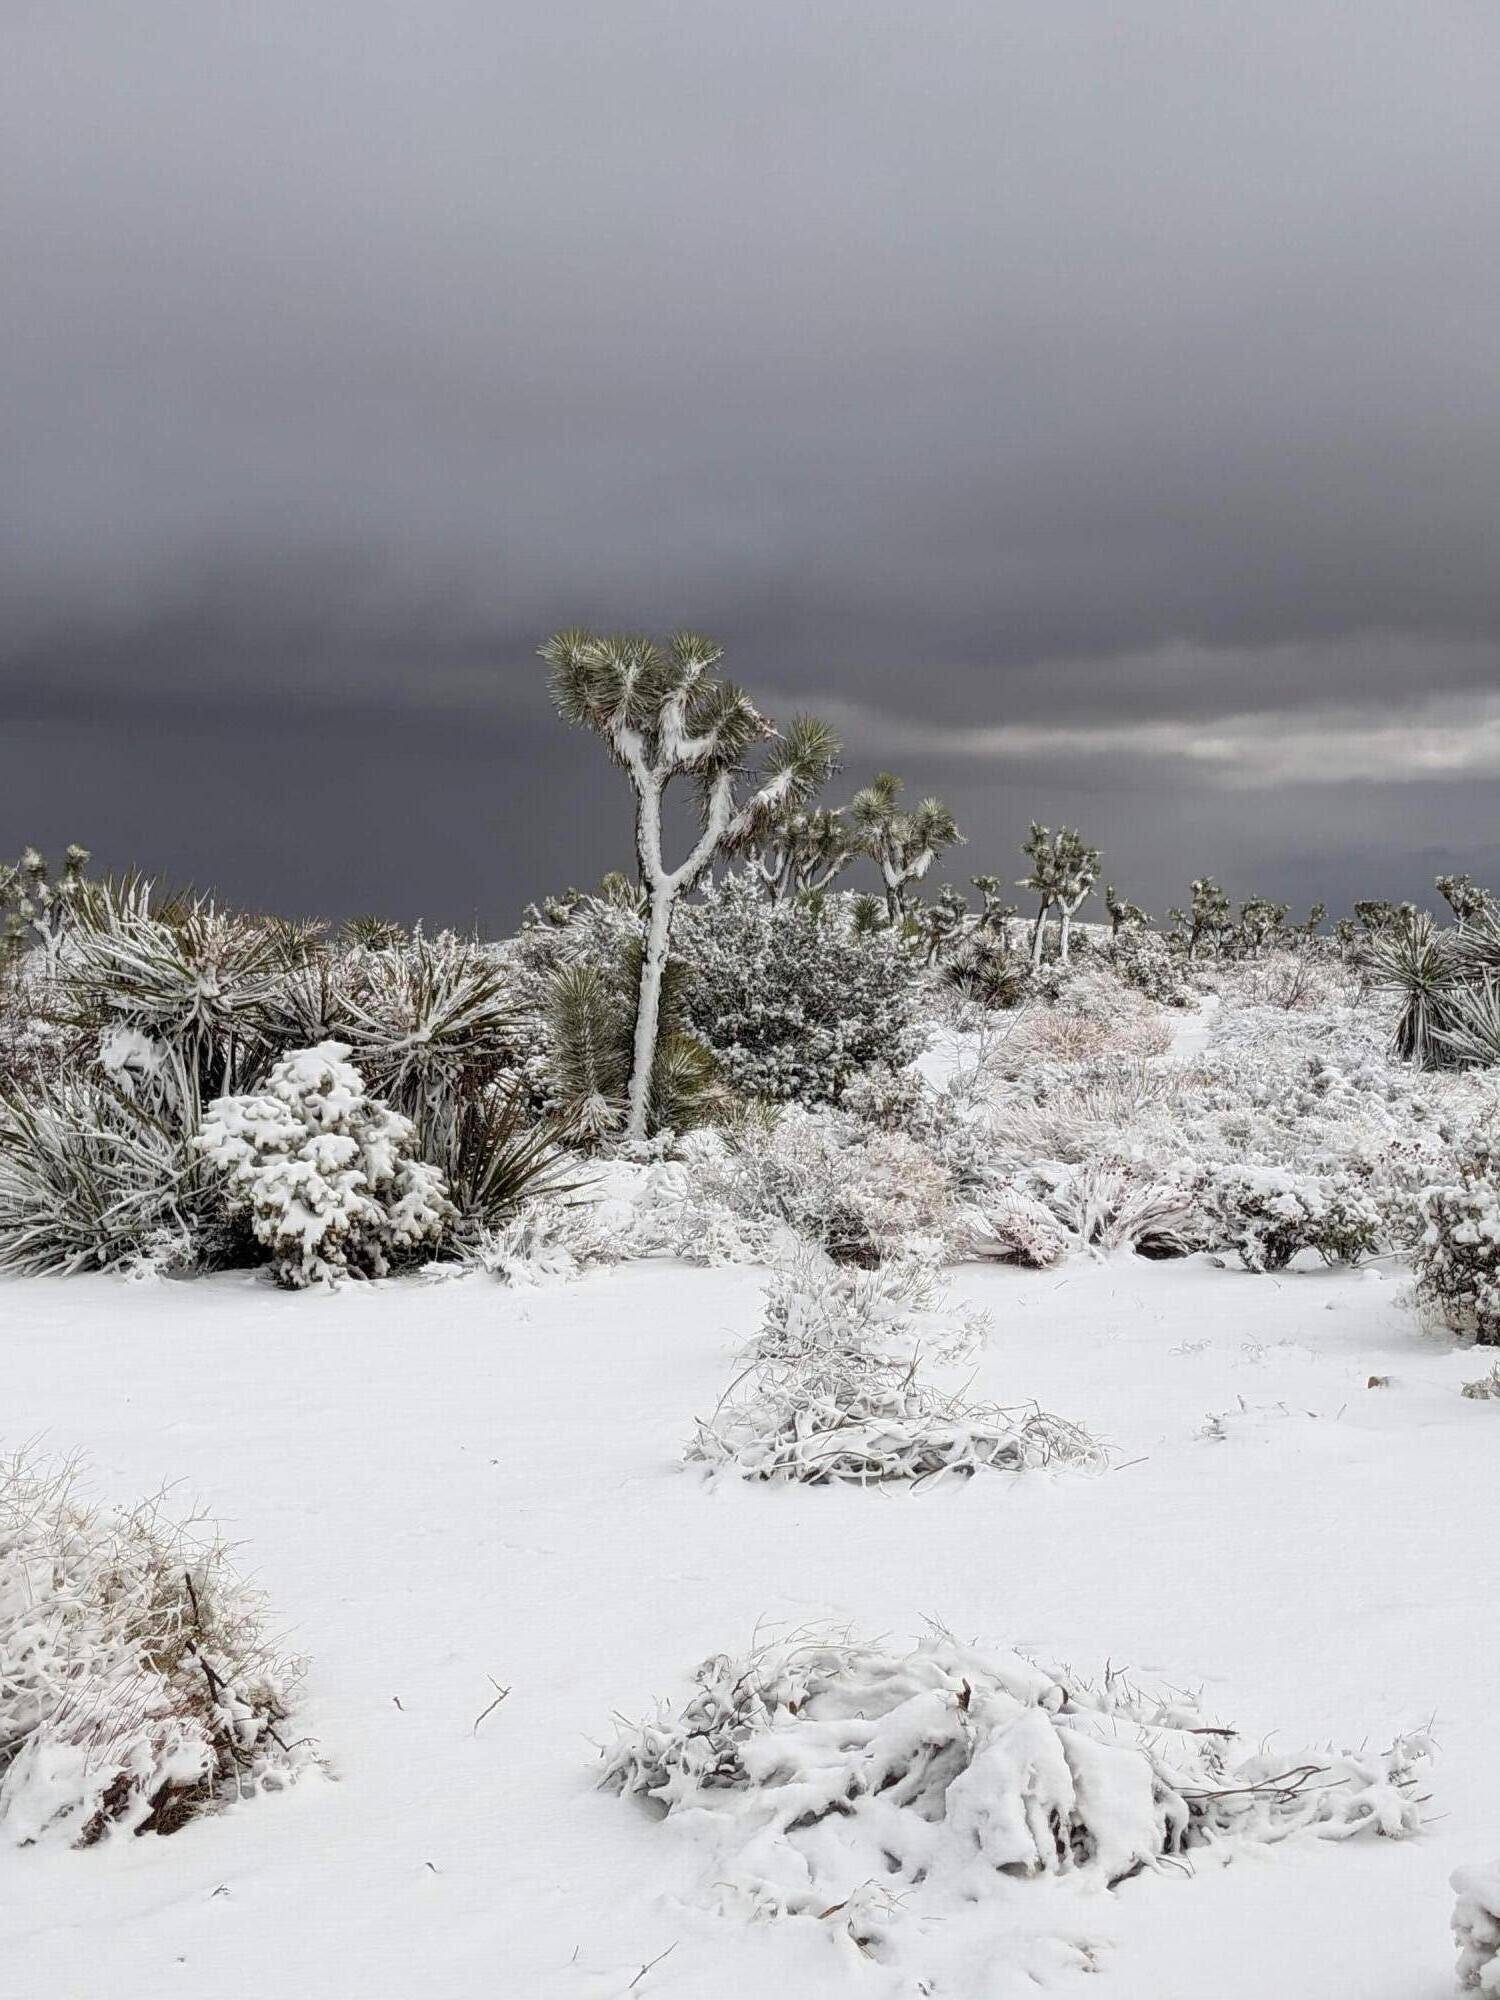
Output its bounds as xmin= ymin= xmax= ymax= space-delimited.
xmin=1104 ymin=884 xmax=1148 ymax=934
xmin=543 ymin=628 xmax=838 ymax=1138
xmin=1167 ymin=877 xmax=1233 ymax=960
xmin=744 ymin=803 xmax=852 ymax=901
xmin=1436 ymin=873 xmax=1491 ymax=931
xmin=917 ymin=883 xmax=970 ymax=964
xmin=1019 ymin=823 xmax=1101 ymax=967
xmin=969 ymin=875 xmax=1018 ymax=939
xmin=1 ymin=844 xmax=92 ymax=969
xmin=848 ymin=773 xmax=964 ymax=921
xmin=1233 ymin=896 xmax=1291 ymax=959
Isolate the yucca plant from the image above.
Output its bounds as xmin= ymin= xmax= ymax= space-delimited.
xmin=0 ymin=1068 xmax=212 ymax=1275
xmin=1432 ymin=975 xmax=1500 ymax=1069
xmin=427 ymin=1086 xmax=578 ymax=1231
xmin=1365 ymin=908 xmax=1459 ymax=1067
xmin=55 ymin=881 xmax=284 ymax=1096
xmin=545 ymin=944 xmax=724 ymax=1142
xmin=334 ymin=936 xmax=520 ymax=1147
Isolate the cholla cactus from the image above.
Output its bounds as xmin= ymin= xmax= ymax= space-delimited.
xmin=543 ymin=629 xmax=839 ymax=1138
xmin=847 ymin=773 xmax=964 ymax=921
xmin=197 ymin=1041 xmax=453 ymax=1287
xmin=1019 ymin=822 xmax=1101 ymax=967
xmin=1 ymin=843 xmax=91 ymax=967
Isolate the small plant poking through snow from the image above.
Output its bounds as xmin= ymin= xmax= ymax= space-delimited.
xmin=602 ymin=1631 xmax=1432 ymax=1969
xmin=0 ymin=1452 xmax=308 ymax=1848
xmin=689 ymin=1247 xmax=1102 ymax=1482
xmin=197 ymin=1041 xmax=453 ymax=1288
xmin=1454 ymin=1860 xmax=1500 ymax=1992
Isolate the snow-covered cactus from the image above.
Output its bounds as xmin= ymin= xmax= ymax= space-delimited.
xmin=197 ymin=1041 xmax=453 ymax=1287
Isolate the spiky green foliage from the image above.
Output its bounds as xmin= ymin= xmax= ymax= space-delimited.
xmin=544 ymin=949 xmax=723 ymax=1141
xmin=335 ymin=937 xmax=520 ymax=1148
xmin=0 ymin=1068 xmax=213 ymax=1276
xmin=941 ymin=936 xmax=1029 ymax=1008
xmin=430 ymin=1088 xmax=577 ymax=1229
xmin=1432 ymin=977 xmax=1500 ymax=1069
xmin=1366 ymin=909 xmax=1457 ymax=1067
xmin=1436 ymin=873 xmax=1491 ymax=929
xmin=55 ymin=882 xmax=284 ymax=1096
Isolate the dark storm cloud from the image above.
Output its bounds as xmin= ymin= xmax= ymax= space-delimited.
xmin=3 ymin=0 xmax=1499 ymax=921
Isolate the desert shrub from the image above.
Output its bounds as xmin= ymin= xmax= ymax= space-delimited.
xmin=1415 ymin=1137 xmax=1500 ymax=1343
xmin=1453 ymin=1861 xmax=1500 ymax=1992
xmin=472 ymin=1194 xmax=640 ymax=1285
xmin=1461 ymin=1361 xmax=1500 ymax=1401
xmin=688 ymin=1247 xmax=1095 ymax=1482
xmin=196 ymin=1042 xmax=453 ymax=1288
xmin=424 ymin=1086 xmax=575 ymax=1234
xmin=1195 ymin=1164 xmax=1382 ymax=1271
xmin=672 ymin=876 xmax=921 ymax=1105
xmin=1098 ymin=925 xmax=1189 ymax=1005
xmin=985 ymin=1159 xmax=1196 ymax=1259
xmin=959 ymin=1189 xmax=1071 ymax=1267
xmin=602 ymin=1631 xmax=1430 ymax=1965
xmin=672 ymin=1106 xmax=957 ymax=1264
xmin=0 ymin=1452 xmax=307 ymax=1848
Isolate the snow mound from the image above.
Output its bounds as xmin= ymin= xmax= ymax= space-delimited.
xmin=603 ymin=1632 xmax=1433 ymax=1976
xmin=0 ymin=1452 xmax=310 ymax=1848
xmin=1455 ymin=1860 xmax=1500 ymax=1992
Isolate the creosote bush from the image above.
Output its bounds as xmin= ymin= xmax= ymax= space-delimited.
xmin=1415 ymin=1136 xmax=1500 ymax=1343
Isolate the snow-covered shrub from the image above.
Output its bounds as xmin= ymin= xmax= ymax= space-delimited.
xmin=1416 ymin=1137 xmax=1500 ymax=1342
xmin=673 ymin=1107 xmax=957 ymax=1264
xmin=690 ymin=1364 xmax=1102 ymax=1482
xmin=672 ymin=877 xmax=921 ymax=1105
xmin=1196 ymin=1164 xmax=1382 ymax=1271
xmin=1454 ymin=1861 xmax=1500 ymax=1992
xmin=603 ymin=1631 xmax=1431 ymax=1957
xmin=1013 ymin=1159 xmax=1196 ymax=1257
xmin=473 ymin=1194 xmax=638 ymax=1286
xmin=196 ymin=1042 xmax=453 ymax=1288
xmin=1098 ymin=925 xmax=1189 ymax=1006
xmin=689 ymin=1248 xmax=1096 ymax=1482
xmin=1461 ymin=1360 xmax=1500 ymax=1401
xmin=958 ymin=1189 xmax=1071 ymax=1268
xmin=0 ymin=1452 xmax=307 ymax=1848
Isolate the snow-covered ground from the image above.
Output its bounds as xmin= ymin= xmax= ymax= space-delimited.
xmin=4 ymin=1246 xmax=1495 ymax=1999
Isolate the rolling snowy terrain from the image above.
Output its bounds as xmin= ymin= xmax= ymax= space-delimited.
xmin=4 ymin=1235 xmax=1494 ymax=2000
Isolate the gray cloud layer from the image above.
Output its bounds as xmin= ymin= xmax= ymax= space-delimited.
xmin=4 ymin=2 xmax=1498 ymax=924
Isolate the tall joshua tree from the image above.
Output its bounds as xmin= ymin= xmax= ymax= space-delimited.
xmin=1167 ymin=876 xmax=1233 ymax=960
xmin=848 ymin=773 xmax=963 ymax=921
xmin=1019 ymin=822 xmax=1101 ymax=967
xmin=543 ymin=628 xmax=838 ymax=1138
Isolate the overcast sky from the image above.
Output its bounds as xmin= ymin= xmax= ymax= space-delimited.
xmin=4 ymin=1 xmax=1499 ymax=927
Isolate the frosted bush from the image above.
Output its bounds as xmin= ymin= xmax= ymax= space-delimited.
xmin=0 ymin=1453 xmax=307 ymax=1848
xmin=959 ymin=1189 xmax=1071 ymax=1268
xmin=1099 ymin=925 xmax=1189 ymax=1005
xmin=673 ymin=1108 xmax=957 ymax=1264
xmin=473 ymin=1194 xmax=637 ymax=1285
xmin=1455 ymin=1860 xmax=1500 ymax=1992
xmin=603 ymin=1631 xmax=1431 ymax=1962
xmin=1461 ymin=1361 xmax=1500 ymax=1401
xmin=1196 ymin=1164 xmax=1382 ymax=1271
xmin=690 ymin=1364 xmax=1103 ymax=1482
xmin=197 ymin=1041 xmax=453 ymax=1288
xmin=690 ymin=1248 xmax=1098 ymax=1482
xmin=1416 ymin=1139 xmax=1500 ymax=1343
xmin=673 ymin=877 xmax=922 ymax=1105
xmin=1019 ymin=1158 xmax=1195 ymax=1257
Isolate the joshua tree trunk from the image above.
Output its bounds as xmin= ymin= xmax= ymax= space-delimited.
xmin=1030 ymin=900 xmax=1050 ymax=968
xmin=628 ymin=883 xmax=674 ymax=1139
xmin=1058 ymin=892 xmax=1086 ymax=964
